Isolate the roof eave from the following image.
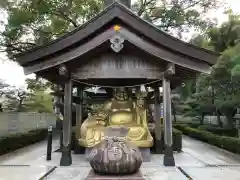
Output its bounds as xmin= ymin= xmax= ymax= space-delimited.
xmin=15 ymin=1 xmax=219 ymax=66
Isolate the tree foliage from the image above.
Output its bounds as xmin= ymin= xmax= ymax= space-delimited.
xmin=1 ymin=78 xmax=53 ymax=113
xmin=0 ymin=0 xmax=222 ymax=56
xmin=0 ymin=0 xmax=102 ymax=55
xmin=182 ymin=13 xmax=240 ymax=128
xmin=133 ymin=0 xmax=220 ymax=35
xmin=211 ymin=44 xmax=240 ymax=127
xmin=0 ymin=79 xmax=9 ymax=98
xmin=24 ymin=78 xmax=53 ymax=113
xmin=207 ymin=13 xmax=240 ymax=53
xmin=191 ymin=13 xmax=240 ymax=51
xmin=3 ymin=87 xmax=29 ymax=112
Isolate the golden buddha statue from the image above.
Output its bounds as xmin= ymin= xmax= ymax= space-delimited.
xmin=78 ymin=87 xmax=153 ymax=148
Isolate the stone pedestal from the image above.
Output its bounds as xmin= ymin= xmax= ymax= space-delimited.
xmin=139 ymin=148 xmax=150 ymax=162
xmin=163 ymin=145 xmax=175 ymax=166
xmin=60 ymin=146 xmax=72 ymax=166
xmin=85 ymin=169 xmax=145 ymax=180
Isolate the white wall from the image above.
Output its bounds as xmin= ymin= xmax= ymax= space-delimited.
xmin=0 ymin=112 xmax=56 ymax=137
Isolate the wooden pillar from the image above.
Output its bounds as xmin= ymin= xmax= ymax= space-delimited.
xmin=154 ymin=87 xmax=163 ymax=154
xmin=74 ymin=86 xmax=85 ymax=154
xmin=60 ymin=79 xmax=73 ymax=166
xmin=163 ymin=77 xmax=175 ymax=166
xmin=54 ymin=86 xmax=64 ymax=151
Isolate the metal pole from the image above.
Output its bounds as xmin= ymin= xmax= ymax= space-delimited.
xmin=163 ymin=77 xmax=175 ymax=166
xmin=46 ymin=126 xmax=53 ymax=161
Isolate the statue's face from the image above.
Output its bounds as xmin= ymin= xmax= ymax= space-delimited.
xmin=114 ymin=88 xmax=129 ymax=101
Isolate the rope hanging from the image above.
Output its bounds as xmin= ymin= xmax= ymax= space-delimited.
xmin=72 ymin=79 xmax=161 ymax=89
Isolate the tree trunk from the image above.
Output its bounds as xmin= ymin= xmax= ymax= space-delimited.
xmin=221 ymin=108 xmax=237 ymax=129
xmin=0 ymin=103 xmax=3 ymax=112
xmin=172 ymin=102 xmax=177 ymax=123
xmin=17 ymin=100 xmax=23 ymax=112
xmin=200 ymin=113 xmax=205 ymax=125
xmin=226 ymin=116 xmax=235 ymax=129
xmin=216 ymin=109 xmax=223 ymax=128
xmin=173 ymin=113 xmax=177 ymax=123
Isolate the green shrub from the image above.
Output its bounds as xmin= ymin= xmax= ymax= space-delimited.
xmin=151 ymin=128 xmax=182 ymax=153
xmin=198 ymin=125 xmax=238 ymax=137
xmin=173 ymin=121 xmax=200 ymax=128
xmin=0 ymin=129 xmax=48 ymax=155
xmin=174 ymin=124 xmax=240 ymax=154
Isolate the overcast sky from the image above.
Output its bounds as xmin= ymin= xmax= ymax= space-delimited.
xmin=0 ymin=0 xmax=240 ymax=89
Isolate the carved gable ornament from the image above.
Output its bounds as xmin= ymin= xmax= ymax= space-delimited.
xmin=110 ymin=35 xmax=125 ymax=53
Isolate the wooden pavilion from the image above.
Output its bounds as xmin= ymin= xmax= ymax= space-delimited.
xmin=15 ymin=0 xmax=218 ymax=167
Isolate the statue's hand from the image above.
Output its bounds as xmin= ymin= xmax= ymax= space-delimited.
xmin=96 ymin=119 xmax=106 ymax=126
xmin=86 ymin=126 xmax=104 ymax=146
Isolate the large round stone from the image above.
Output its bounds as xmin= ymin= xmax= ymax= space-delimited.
xmin=89 ymin=127 xmax=143 ymax=175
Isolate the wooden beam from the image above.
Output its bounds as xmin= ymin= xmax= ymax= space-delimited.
xmin=119 ymin=28 xmax=211 ymax=73
xmin=56 ymin=96 xmax=157 ymax=107
xmin=24 ymin=27 xmax=212 ymax=75
xmin=23 ymin=29 xmax=116 ymax=75
xmin=72 ymin=53 xmax=164 ymax=79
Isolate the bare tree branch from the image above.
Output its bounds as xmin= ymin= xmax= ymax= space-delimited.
xmin=54 ymin=11 xmax=78 ymax=27
xmin=138 ymin=0 xmax=155 ymax=16
xmin=38 ymin=0 xmax=78 ymax=27
xmin=182 ymin=0 xmax=204 ymax=11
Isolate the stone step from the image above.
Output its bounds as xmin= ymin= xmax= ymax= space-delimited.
xmin=43 ymin=166 xmax=187 ymax=180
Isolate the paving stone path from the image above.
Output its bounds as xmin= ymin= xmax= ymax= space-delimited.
xmin=0 ymin=135 xmax=239 ymax=180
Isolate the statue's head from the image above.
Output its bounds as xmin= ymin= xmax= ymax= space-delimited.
xmin=113 ymin=87 xmax=129 ymax=101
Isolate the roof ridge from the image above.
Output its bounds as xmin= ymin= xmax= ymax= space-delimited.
xmin=114 ymin=2 xmax=219 ymax=56
xmin=16 ymin=1 xmax=219 ymax=65
xmin=15 ymin=2 xmax=120 ymax=58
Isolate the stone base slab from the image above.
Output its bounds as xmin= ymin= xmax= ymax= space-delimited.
xmin=85 ymin=169 xmax=145 ymax=180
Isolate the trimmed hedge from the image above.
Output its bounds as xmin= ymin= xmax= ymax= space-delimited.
xmin=0 ymin=129 xmax=48 ymax=155
xmin=198 ymin=125 xmax=238 ymax=137
xmin=174 ymin=123 xmax=238 ymax=137
xmin=173 ymin=122 xmax=200 ymax=128
xmin=174 ymin=124 xmax=240 ymax=154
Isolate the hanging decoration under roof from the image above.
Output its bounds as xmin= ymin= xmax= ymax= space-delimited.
xmin=72 ymin=79 xmax=160 ymax=91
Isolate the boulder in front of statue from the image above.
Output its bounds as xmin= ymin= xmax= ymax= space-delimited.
xmin=88 ymin=126 xmax=143 ymax=175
